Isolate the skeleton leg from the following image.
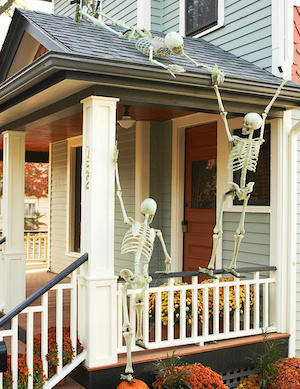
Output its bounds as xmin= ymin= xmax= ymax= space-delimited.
xmin=225 ymin=194 xmax=250 ymax=276
xmin=80 ymin=9 xmax=123 ymax=37
xmin=149 ymin=46 xmax=185 ymax=78
xmin=199 ymin=192 xmax=231 ymax=277
xmin=121 ymin=283 xmax=134 ymax=380
xmin=135 ymin=289 xmax=147 ymax=349
xmin=155 ymin=230 xmax=171 ymax=273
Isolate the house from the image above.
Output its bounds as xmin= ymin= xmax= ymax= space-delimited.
xmin=0 ymin=1 xmax=299 ymax=388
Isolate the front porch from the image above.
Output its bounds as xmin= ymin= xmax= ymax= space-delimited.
xmin=0 ymin=7 xmax=299 ymax=388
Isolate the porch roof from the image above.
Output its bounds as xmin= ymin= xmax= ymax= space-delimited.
xmin=0 ymin=8 xmax=300 ymax=133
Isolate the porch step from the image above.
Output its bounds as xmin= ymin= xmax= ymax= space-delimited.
xmin=54 ymin=377 xmax=85 ymax=388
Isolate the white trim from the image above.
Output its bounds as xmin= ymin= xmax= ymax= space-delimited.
xmin=287 ymin=113 xmax=300 ymax=357
xmin=135 ymin=121 xmax=150 ymax=221
xmin=272 ymin=0 xmax=300 ymax=77
xmin=137 ymin=0 xmax=151 ymax=30
xmin=171 ymin=112 xmax=224 ymax=271
xmin=47 ymin=143 xmax=52 ymax=271
xmin=179 ymin=0 xmax=224 ymax=38
xmin=66 ymin=135 xmax=83 ymax=257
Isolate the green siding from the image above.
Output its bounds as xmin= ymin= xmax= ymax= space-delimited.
xmin=222 ymin=212 xmax=270 ymax=269
xmin=114 ymin=127 xmax=136 ymax=275
xmin=54 ymin=0 xmax=137 ymax=26
xmin=151 ymin=0 xmax=179 ymax=33
xmin=203 ymin=0 xmax=272 ymax=71
xmin=150 ymin=121 xmax=172 ymax=274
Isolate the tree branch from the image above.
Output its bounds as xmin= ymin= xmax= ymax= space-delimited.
xmin=0 ymin=0 xmax=15 ymax=16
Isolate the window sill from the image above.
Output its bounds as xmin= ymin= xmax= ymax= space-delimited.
xmin=190 ymin=21 xmax=224 ymax=38
xmin=224 ymin=206 xmax=270 ymax=214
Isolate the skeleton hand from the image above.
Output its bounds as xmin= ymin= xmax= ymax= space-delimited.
xmin=113 ymin=143 xmax=119 ymax=166
xmin=211 ymin=64 xmax=225 ymax=86
xmin=167 ymin=64 xmax=185 ymax=78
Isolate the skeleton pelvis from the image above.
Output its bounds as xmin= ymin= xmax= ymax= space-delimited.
xmin=228 ymin=182 xmax=255 ymax=201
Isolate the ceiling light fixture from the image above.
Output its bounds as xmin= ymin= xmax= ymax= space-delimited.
xmin=118 ymin=105 xmax=136 ymax=129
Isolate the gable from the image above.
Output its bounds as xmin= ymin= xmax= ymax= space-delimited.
xmin=0 ymin=9 xmax=65 ymax=83
xmin=7 ymin=32 xmax=48 ymax=79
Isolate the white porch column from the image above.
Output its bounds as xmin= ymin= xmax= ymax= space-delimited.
xmin=79 ymin=96 xmax=119 ymax=368
xmin=0 ymin=131 xmax=25 ymax=311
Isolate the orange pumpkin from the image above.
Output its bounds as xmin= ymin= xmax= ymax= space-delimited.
xmin=116 ymin=378 xmax=149 ymax=388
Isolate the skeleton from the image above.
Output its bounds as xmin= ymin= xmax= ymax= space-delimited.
xmin=71 ymin=0 xmax=225 ymax=81
xmin=199 ymin=77 xmax=287 ymax=278
xmin=113 ymin=145 xmax=172 ymax=381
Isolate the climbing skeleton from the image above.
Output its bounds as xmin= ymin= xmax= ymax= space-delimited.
xmin=199 ymin=77 xmax=287 ymax=278
xmin=71 ymin=0 xmax=224 ymax=81
xmin=113 ymin=145 xmax=172 ymax=381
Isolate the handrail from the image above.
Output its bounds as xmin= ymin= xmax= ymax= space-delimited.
xmin=118 ymin=265 xmax=277 ymax=281
xmin=0 ymin=237 xmax=6 ymax=245
xmin=0 ymin=252 xmax=88 ymax=328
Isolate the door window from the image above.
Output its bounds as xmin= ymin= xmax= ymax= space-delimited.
xmin=191 ymin=159 xmax=216 ymax=209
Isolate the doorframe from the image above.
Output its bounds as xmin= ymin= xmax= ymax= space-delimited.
xmin=171 ymin=112 xmax=227 ymax=272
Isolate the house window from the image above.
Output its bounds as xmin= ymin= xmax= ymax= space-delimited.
xmin=185 ymin=0 xmax=223 ymax=37
xmin=24 ymin=199 xmax=37 ymax=217
xmin=233 ymin=124 xmax=270 ymax=206
xmin=68 ymin=137 xmax=82 ymax=254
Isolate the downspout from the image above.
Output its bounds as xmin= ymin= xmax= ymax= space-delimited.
xmin=287 ymin=112 xmax=300 ymax=356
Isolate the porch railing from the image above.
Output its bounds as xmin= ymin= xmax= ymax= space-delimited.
xmin=24 ymin=232 xmax=48 ymax=263
xmin=117 ymin=267 xmax=277 ymax=353
xmin=0 ymin=252 xmax=88 ymax=389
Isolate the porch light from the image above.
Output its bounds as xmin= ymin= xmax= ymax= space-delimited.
xmin=118 ymin=105 xmax=136 ymax=129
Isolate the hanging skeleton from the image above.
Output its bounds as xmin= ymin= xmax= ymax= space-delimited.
xmin=70 ymin=0 xmax=224 ymax=81
xmin=199 ymin=77 xmax=287 ymax=278
xmin=113 ymin=145 xmax=171 ymax=381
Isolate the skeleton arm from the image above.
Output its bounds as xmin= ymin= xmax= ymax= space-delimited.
xmin=114 ymin=145 xmax=132 ymax=225
xmin=213 ymin=84 xmax=234 ymax=142
xmin=149 ymin=46 xmax=185 ymax=78
xmin=260 ymin=78 xmax=288 ymax=139
xmin=155 ymin=229 xmax=171 ymax=273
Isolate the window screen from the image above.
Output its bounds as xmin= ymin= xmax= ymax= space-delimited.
xmin=233 ymin=125 xmax=270 ymax=206
xmin=185 ymin=0 xmax=218 ymax=36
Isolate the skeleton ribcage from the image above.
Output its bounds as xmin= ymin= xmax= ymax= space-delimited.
xmin=135 ymin=37 xmax=170 ymax=58
xmin=229 ymin=138 xmax=262 ymax=172
xmin=121 ymin=222 xmax=155 ymax=262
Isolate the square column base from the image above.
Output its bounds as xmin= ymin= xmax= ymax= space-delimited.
xmin=78 ymin=276 xmax=118 ymax=368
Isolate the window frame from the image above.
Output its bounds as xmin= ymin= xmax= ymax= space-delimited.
xmin=181 ymin=0 xmax=225 ymax=38
xmin=66 ymin=136 xmax=83 ymax=258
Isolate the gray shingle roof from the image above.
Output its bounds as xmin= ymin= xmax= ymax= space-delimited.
xmin=12 ymin=9 xmax=299 ymax=87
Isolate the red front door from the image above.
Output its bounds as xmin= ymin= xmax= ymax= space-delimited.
xmin=183 ymin=123 xmax=217 ymax=271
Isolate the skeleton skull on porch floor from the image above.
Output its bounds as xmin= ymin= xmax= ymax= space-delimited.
xmin=113 ymin=145 xmax=171 ymax=381
xmin=199 ymin=77 xmax=287 ymax=278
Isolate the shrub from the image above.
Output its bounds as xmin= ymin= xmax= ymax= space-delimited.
xmin=149 ymin=277 xmax=254 ymax=327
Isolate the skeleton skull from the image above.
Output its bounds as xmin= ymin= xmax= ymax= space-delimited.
xmin=242 ymin=112 xmax=263 ymax=134
xmin=140 ymin=198 xmax=157 ymax=223
xmin=164 ymin=32 xmax=184 ymax=55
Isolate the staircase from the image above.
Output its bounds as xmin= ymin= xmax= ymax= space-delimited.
xmin=0 ymin=252 xmax=88 ymax=389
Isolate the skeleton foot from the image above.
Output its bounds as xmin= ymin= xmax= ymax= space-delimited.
xmin=136 ymin=338 xmax=147 ymax=349
xmin=198 ymin=267 xmax=217 ymax=278
xmin=120 ymin=374 xmax=134 ymax=382
xmin=223 ymin=267 xmax=241 ymax=278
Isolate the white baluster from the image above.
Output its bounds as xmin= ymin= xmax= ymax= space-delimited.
xmin=203 ymin=286 xmax=209 ymax=338
xmin=254 ymin=272 xmax=260 ymax=329
xmin=155 ymin=291 xmax=162 ymax=343
xmin=143 ymin=286 xmax=149 ymax=347
xmin=213 ymin=277 xmax=220 ymax=335
xmin=263 ymin=281 xmax=269 ymax=329
xmin=26 ymin=311 xmax=34 ymax=389
xmin=179 ymin=289 xmax=186 ymax=340
xmin=234 ymin=278 xmax=240 ymax=333
xmin=56 ymin=288 xmax=63 ymax=374
xmin=70 ymin=270 xmax=77 ymax=353
xmin=191 ymin=276 xmax=198 ymax=339
xmin=167 ymin=279 xmax=174 ymax=341
xmin=11 ymin=317 xmax=18 ymax=389
xmin=244 ymin=283 xmax=250 ymax=332
xmin=224 ymin=285 xmax=230 ymax=333
xmin=41 ymin=293 xmax=48 ymax=379
xmin=117 ymin=284 xmax=123 ymax=348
